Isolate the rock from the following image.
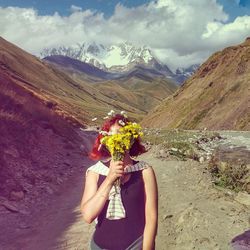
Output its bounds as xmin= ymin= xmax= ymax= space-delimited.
xmin=159 ymin=149 xmax=169 ymax=158
xmin=199 ymin=156 xmax=205 ymax=163
xmin=45 ymin=186 xmax=54 ymax=195
xmin=9 ymin=190 xmax=25 ymax=201
xmin=18 ymin=223 xmax=31 ymax=229
xmin=19 ymin=209 xmax=31 ymax=215
xmin=163 ymin=214 xmax=173 ymax=220
xmin=225 ymin=191 xmax=234 ymax=197
xmin=0 ymin=195 xmax=7 ymax=203
xmin=56 ymin=177 xmax=64 ymax=185
xmin=245 ymin=183 xmax=250 ymax=194
xmin=22 ymin=183 xmax=34 ymax=193
xmin=1 ymin=201 xmax=19 ymax=213
xmin=4 ymin=147 xmax=20 ymax=158
xmin=235 ymin=192 xmax=250 ymax=206
xmin=171 ymin=147 xmax=178 ymax=152
xmin=63 ymin=159 xmax=71 ymax=166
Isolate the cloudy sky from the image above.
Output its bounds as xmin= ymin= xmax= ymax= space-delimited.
xmin=0 ymin=0 xmax=249 ymax=70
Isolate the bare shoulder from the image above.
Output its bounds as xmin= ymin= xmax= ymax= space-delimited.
xmin=141 ymin=162 xmax=157 ymax=180
xmin=141 ymin=162 xmax=158 ymax=199
xmin=85 ymin=169 xmax=99 ymax=183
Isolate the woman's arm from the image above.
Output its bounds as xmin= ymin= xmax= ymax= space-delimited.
xmin=80 ymin=160 xmax=125 ymax=224
xmin=80 ymin=170 xmax=113 ymax=224
xmin=142 ymin=166 xmax=158 ymax=250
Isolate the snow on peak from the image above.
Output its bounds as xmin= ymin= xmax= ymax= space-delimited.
xmin=40 ymin=41 xmax=155 ymax=71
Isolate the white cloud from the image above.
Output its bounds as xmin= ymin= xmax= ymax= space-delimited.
xmin=70 ymin=5 xmax=83 ymax=13
xmin=0 ymin=0 xmax=249 ymax=70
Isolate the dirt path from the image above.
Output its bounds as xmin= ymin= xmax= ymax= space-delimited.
xmin=139 ymin=151 xmax=249 ymax=250
xmin=2 ymin=130 xmax=249 ymax=250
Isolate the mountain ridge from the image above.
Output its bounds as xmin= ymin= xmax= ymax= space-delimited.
xmin=141 ymin=37 xmax=250 ymax=130
xmin=41 ymin=42 xmax=199 ymax=84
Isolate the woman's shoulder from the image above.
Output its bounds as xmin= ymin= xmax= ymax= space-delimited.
xmin=135 ymin=160 xmax=153 ymax=169
xmin=138 ymin=160 xmax=155 ymax=176
xmin=140 ymin=162 xmax=157 ymax=185
xmin=86 ymin=160 xmax=109 ymax=177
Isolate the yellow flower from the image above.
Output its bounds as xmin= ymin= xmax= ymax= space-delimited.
xmin=100 ymin=121 xmax=143 ymax=161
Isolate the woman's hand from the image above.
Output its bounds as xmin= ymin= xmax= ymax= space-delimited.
xmin=106 ymin=159 xmax=124 ymax=184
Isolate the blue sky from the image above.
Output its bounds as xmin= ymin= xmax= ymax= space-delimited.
xmin=219 ymin=0 xmax=250 ymax=20
xmin=0 ymin=0 xmax=249 ymax=20
xmin=0 ymin=0 xmax=149 ymax=17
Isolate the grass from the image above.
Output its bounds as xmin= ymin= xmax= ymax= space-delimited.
xmin=142 ymin=128 xmax=218 ymax=161
xmin=208 ymin=157 xmax=249 ymax=193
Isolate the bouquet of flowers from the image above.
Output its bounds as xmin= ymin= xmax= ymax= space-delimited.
xmin=100 ymin=119 xmax=143 ymax=192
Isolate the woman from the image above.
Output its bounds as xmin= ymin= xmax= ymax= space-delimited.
xmin=81 ymin=113 xmax=158 ymax=250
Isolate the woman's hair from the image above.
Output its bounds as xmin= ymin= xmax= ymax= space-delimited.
xmin=88 ymin=114 xmax=147 ymax=160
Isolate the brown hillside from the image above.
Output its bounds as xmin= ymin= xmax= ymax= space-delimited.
xmin=0 ymin=70 xmax=90 ymax=211
xmin=0 ymin=37 xmax=145 ymax=125
xmin=92 ymin=76 xmax=178 ymax=112
xmin=142 ymin=37 xmax=250 ymax=130
xmin=45 ymin=57 xmax=179 ymax=115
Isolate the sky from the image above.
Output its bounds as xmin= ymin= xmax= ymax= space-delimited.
xmin=0 ymin=0 xmax=250 ymax=70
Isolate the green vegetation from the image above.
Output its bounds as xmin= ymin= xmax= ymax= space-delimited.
xmin=208 ymin=158 xmax=249 ymax=193
xmin=142 ymin=128 xmax=219 ymax=161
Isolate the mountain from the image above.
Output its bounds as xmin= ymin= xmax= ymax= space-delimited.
xmin=0 ymin=36 xmax=149 ymax=126
xmin=175 ymin=64 xmax=200 ymax=83
xmin=40 ymin=42 xmax=196 ymax=84
xmin=42 ymin=55 xmax=179 ymax=113
xmin=43 ymin=55 xmax=119 ymax=82
xmin=0 ymin=36 xmax=179 ymax=124
xmin=43 ymin=55 xmax=174 ymax=81
xmin=92 ymin=76 xmax=178 ymax=113
xmin=41 ymin=41 xmax=156 ymax=71
xmin=141 ymin=37 xmax=250 ymax=130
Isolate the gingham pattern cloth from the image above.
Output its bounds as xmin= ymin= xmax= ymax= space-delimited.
xmin=86 ymin=160 xmax=151 ymax=220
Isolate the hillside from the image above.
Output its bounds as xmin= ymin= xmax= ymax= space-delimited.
xmin=43 ymin=55 xmax=179 ymax=113
xmin=141 ymin=37 xmax=250 ymax=130
xmin=93 ymin=76 xmax=178 ymax=112
xmin=0 ymin=37 xmax=147 ymax=124
xmin=43 ymin=55 xmax=114 ymax=81
xmin=0 ymin=66 xmax=91 ymax=217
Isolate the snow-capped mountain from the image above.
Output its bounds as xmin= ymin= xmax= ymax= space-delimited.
xmin=41 ymin=41 xmax=157 ymax=73
xmin=176 ymin=64 xmax=200 ymax=77
xmin=40 ymin=42 xmax=199 ymax=84
xmin=174 ymin=64 xmax=200 ymax=83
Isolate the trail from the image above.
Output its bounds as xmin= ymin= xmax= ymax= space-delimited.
xmin=2 ymin=130 xmax=249 ymax=250
xmin=139 ymin=151 xmax=249 ymax=250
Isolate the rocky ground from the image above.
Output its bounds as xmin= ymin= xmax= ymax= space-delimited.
xmin=0 ymin=129 xmax=249 ymax=250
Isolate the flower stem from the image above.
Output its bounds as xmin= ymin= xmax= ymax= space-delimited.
xmin=112 ymin=152 xmax=124 ymax=193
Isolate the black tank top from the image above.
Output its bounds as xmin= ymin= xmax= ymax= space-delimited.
xmin=93 ymin=159 xmax=146 ymax=249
